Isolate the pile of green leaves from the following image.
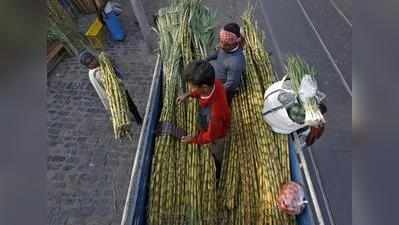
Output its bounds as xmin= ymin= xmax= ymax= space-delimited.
xmin=47 ymin=0 xmax=88 ymax=56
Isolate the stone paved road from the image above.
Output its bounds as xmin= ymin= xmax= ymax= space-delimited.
xmin=47 ymin=1 xmax=156 ymax=225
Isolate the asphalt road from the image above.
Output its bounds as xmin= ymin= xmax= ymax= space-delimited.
xmin=255 ymin=0 xmax=352 ymax=224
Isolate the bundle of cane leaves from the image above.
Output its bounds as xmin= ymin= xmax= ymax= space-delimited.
xmin=186 ymin=1 xmax=216 ymax=58
xmin=48 ymin=19 xmax=78 ymax=56
xmin=47 ymin=0 xmax=88 ymax=55
xmin=217 ymin=8 xmax=296 ymax=225
xmin=47 ymin=25 xmax=60 ymax=42
xmin=286 ymin=56 xmax=325 ymax=126
xmin=98 ymin=52 xmax=131 ymax=140
xmin=148 ymin=1 xmax=217 ymax=225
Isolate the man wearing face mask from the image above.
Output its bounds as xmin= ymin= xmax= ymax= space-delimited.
xmin=206 ymin=23 xmax=246 ymax=104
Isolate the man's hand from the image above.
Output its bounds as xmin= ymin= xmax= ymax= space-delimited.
xmin=176 ymin=93 xmax=190 ymax=104
xmin=181 ymin=135 xmax=194 ymax=143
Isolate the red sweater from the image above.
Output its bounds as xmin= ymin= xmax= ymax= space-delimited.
xmin=190 ymin=80 xmax=231 ymax=144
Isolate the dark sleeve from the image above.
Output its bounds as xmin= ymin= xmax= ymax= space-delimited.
xmin=224 ymin=57 xmax=245 ymax=93
xmin=205 ymin=49 xmax=218 ymax=62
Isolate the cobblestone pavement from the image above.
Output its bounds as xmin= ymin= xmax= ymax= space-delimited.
xmin=47 ymin=1 xmax=156 ymax=225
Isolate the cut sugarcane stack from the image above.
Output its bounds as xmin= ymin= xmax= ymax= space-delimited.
xmin=148 ymin=1 xmax=217 ymax=225
xmin=286 ymin=56 xmax=325 ymax=126
xmin=149 ymin=2 xmax=297 ymax=225
xmin=98 ymin=52 xmax=132 ymax=139
xmin=218 ymin=9 xmax=297 ymax=225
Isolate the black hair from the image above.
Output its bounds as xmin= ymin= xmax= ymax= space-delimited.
xmin=79 ymin=50 xmax=96 ymax=67
xmin=224 ymin=23 xmax=241 ymax=37
xmin=183 ymin=60 xmax=215 ymax=87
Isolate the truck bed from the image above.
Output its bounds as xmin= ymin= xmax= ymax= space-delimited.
xmin=120 ymin=57 xmax=318 ymax=225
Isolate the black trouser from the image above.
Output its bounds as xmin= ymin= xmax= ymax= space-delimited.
xmin=125 ymin=90 xmax=143 ymax=125
xmin=212 ymin=139 xmax=225 ymax=184
xmin=227 ymin=90 xmax=237 ymax=106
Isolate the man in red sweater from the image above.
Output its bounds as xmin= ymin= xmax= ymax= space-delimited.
xmin=177 ymin=60 xmax=231 ymax=181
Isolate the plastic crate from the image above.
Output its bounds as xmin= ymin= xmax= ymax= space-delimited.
xmin=85 ymin=18 xmax=105 ymax=49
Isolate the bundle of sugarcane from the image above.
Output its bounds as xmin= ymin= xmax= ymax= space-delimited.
xmin=286 ymin=56 xmax=325 ymax=126
xmin=148 ymin=6 xmax=180 ymax=225
xmin=178 ymin=7 xmax=216 ymax=214
xmin=218 ymin=9 xmax=296 ymax=225
xmin=97 ymin=52 xmax=132 ymax=140
xmin=47 ymin=0 xmax=89 ymax=56
xmin=148 ymin=1 xmax=217 ymax=225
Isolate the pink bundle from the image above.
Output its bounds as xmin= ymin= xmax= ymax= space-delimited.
xmin=277 ymin=181 xmax=307 ymax=216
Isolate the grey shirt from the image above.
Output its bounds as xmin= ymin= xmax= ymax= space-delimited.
xmin=206 ymin=47 xmax=246 ymax=94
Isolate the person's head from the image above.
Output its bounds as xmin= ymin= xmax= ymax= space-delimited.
xmin=79 ymin=50 xmax=99 ymax=69
xmin=183 ymin=60 xmax=215 ymax=96
xmin=219 ymin=23 xmax=241 ymax=52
